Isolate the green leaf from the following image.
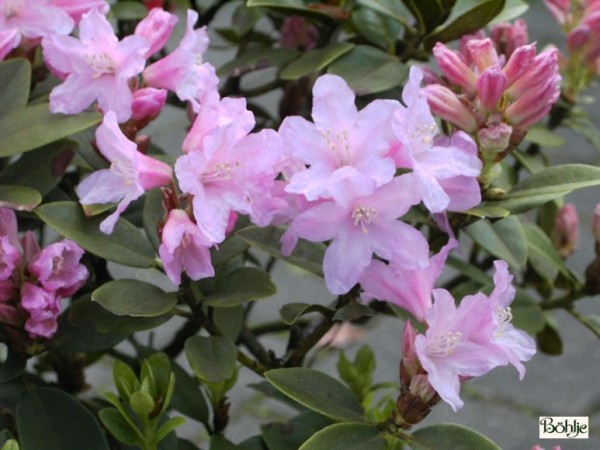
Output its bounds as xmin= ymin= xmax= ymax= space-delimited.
xmin=0 ymin=439 xmax=19 ymax=450
xmin=280 ymin=43 xmax=355 ymax=80
xmin=332 ymin=301 xmax=375 ymax=321
xmin=466 ymin=216 xmax=527 ymax=270
xmin=411 ymin=423 xmax=501 ymax=449
xmin=280 ymin=303 xmax=332 ymax=325
xmin=112 ymin=1 xmax=148 ymax=19
xmin=0 ymin=185 xmax=41 ymax=211
xmin=170 ymin=361 xmax=210 ymax=425
xmin=185 ymin=335 xmax=238 ymax=382
xmin=98 ymin=408 xmax=141 ymax=446
xmin=236 ymin=225 xmax=324 ymax=276
xmin=299 ymin=423 xmax=385 ymax=450
xmin=0 ymin=350 xmax=26 ymax=382
xmin=523 ymin=125 xmax=565 ymax=148
xmin=446 ymin=254 xmax=492 ymax=285
xmin=246 ymin=0 xmax=337 ymax=20
xmin=511 ymin=289 xmax=545 ymax=334
xmin=53 ymin=296 xmax=170 ymax=352
xmin=0 ymin=140 xmax=77 ymax=197
xmin=0 ymin=58 xmax=31 ymax=119
xmin=232 ymin=3 xmax=265 ymax=36
xmin=402 ymin=0 xmax=444 ymax=32
xmin=572 ymin=313 xmax=600 ymax=339
xmin=0 ymin=104 xmax=100 ymax=157
xmin=327 ymin=45 xmax=407 ymax=95
xmin=210 ymin=435 xmax=240 ymax=450
xmin=17 ymin=387 xmax=110 ymax=450
xmin=463 ymin=205 xmax=510 ymax=219
xmin=261 ymin=412 xmax=333 ymax=450
xmin=129 ymin=391 xmax=155 ymax=417
xmin=202 ymin=267 xmax=276 ymax=307
xmin=143 ymin=188 xmax=164 ymax=252
xmin=564 ymin=106 xmax=600 ymax=152
xmin=265 ymin=368 xmax=364 ymax=422
xmin=357 ymin=0 xmax=409 ymax=24
xmin=485 ymin=164 xmax=600 ymax=214
xmin=213 ymin=305 xmax=244 ymax=341
xmin=211 ymin=236 xmax=250 ymax=267
xmin=155 ymin=416 xmax=186 ymax=442
xmin=35 ymin=201 xmax=156 ymax=268
xmin=489 ymin=0 xmax=528 ymax=24
xmin=92 ymin=279 xmax=177 ymax=317
xmin=218 ymin=48 xmax=300 ymax=78
xmin=352 ymin=7 xmax=401 ymax=52
xmin=424 ymin=0 xmax=505 ymax=50
xmin=536 ymin=317 xmax=563 ymax=355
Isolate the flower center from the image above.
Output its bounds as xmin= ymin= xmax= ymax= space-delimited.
xmin=51 ymin=256 xmax=63 ymax=275
xmin=427 ymin=331 xmax=463 ymax=357
xmin=411 ymin=123 xmax=438 ymax=146
xmin=4 ymin=0 xmax=23 ymax=18
xmin=203 ymin=161 xmax=240 ymax=182
xmin=352 ymin=206 xmax=377 ymax=233
xmin=321 ymin=128 xmax=351 ymax=165
xmin=85 ymin=53 xmax=117 ymax=78
xmin=494 ymin=306 xmax=513 ymax=337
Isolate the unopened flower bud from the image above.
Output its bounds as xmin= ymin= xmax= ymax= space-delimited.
xmin=544 ymin=0 xmax=571 ymax=24
xmin=491 ymin=19 xmax=529 ymax=57
xmin=423 ymin=85 xmax=477 ymax=132
xmin=567 ymin=25 xmax=591 ymax=51
xmin=552 ymin=204 xmax=578 ymax=258
xmin=503 ymin=44 xmax=536 ymax=86
xmin=467 ymin=38 xmax=499 ymax=72
xmin=409 ymin=374 xmax=437 ymax=403
xmin=135 ymin=8 xmax=178 ymax=58
xmin=477 ymin=66 xmax=508 ymax=110
xmin=506 ymin=48 xmax=560 ymax=99
xmin=478 ymin=122 xmax=513 ymax=154
xmin=400 ymin=321 xmax=418 ymax=389
xmin=433 ymin=42 xmax=477 ymax=93
xmin=131 ymin=87 xmax=167 ymax=125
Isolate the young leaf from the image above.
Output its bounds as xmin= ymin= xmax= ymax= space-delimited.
xmin=298 ymin=423 xmax=385 ymax=450
xmin=185 ymin=335 xmax=238 ymax=382
xmin=92 ymin=279 xmax=177 ymax=317
xmin=98 ymin=408 xmax=142 ymax=446
xmin=265 ymin=368 xmax=364 ymax=422
xmin=411 ymin=423 xmax=501 ymax=449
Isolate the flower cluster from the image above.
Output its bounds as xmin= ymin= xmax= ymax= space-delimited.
xmin=425 ymin=20 xmax=561 ymax=168
xmin=0 ymin=208 xmax=87 ymax=343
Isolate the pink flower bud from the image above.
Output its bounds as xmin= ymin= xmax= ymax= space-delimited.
xmin=21 ymin=283 xmax=61 ymax=339
xmin=0 ymin=303 xmax=20 ymax=327
xmin=433 ymin=42 xmax=477 ymax=94
xmin=503 ymin=43 xmax=536 ymax=86
xmin=491 ymin=19 xmax=529 ymax=57
xmin=0 ymin=236 xmax=19 ymax=281
xmin=409 ymin=374 xmax=437 ymax=403
xmin=477 ymin=66 xmax=508 ymax=110
xmin=135 ymin=8 xmax=178 ymax=58
xmin=280 ymin=16 xmax=318 ymax=51
xmin=0 ymin=208 xmax=18 ymax=249
xmin=467 ymin=38 xmax=500 ymax=72
xmin=567 ymin=25 xmax=591 ymax=51
xmin=592 ymin=204 xmax=600 ymax=243
xmin=400 ymin=321 xmax=418 ymax=389
xmin=544 ymin=0 xmax=571 ymax=24
xmin=505 ymin=75 xmax=561 ymax=127
xmin=131 ymin=88 xmax=167 ymax=125
xmin=478 ymin=123 xmax=513 ymax=154
xmin=423 ymin=85 xmax=477 ymax=132
xmin=506 ymin=48 xmax=560 ymax=99
xmin=552 ymin=204 xmax=578 ymax=258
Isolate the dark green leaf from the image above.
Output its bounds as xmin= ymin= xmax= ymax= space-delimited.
xmin=185 ymin=335 xmax=238 ymax=382
xmin=232 ymin=3 xmax=264 ymax=35
xmin=112 ymin=1 xmax=148 ymax=19
xmin=352 ymin=7 xmax=401 ymax=52
xmin=490 ymin=0 xmax=528 ymax=24
xmin=35 ymin=201 xmax=157 ymax=268
xmin=202 ymin=267 xmax=275 ymax=307
xmin=356 ymin=0 xmax=408 ymax=24
xmin=0 ymin=185 xmax=41 ymax=211
xmin=239 ymin=436 xmax=267 ymax=450
xmin=246 ymin=0 xmax=338 ymax=20
xmin=411 ymin=423 xmax=501 ymax=449
xmin=424 ymin=0 xmax=505 ymax=50
xmin=0 ymin=104 xmax=100 ymax=157
xmin=0 ymin=58 xmax=31 ymax=118
xmin=0 ymin=350 xmax=26 ymax=382
xmin=143 ymin=188 xmax=164 ymax=252
xmin=210 ymin=435 xmax=240 ymax=450
xmin=98 ymin=408 xmax=141 ymax=445
xmin=218 ymin=49 xmax=300 ymax=78
xmin=280 ymin=303 xmax=332 ymax=325
xmin=327 ymin=45 xmax=407 ymax=95
xmin=211 ymin=236 xmax=250 ymax=266
xmin=213 ymin=305 xmax=244 ymax=340
xmin=236 ymin=225 xmax=324 ymax=276
xmin=265 ymin=368 xmax=364 ymax=422
xmin=280 ymin=43 xmax=354 ymax=80
xmin=53 ymin=296 xmax=169 ymax=352
xmin=536 ymin=317 xmax=563 ymax=355
xmin=299 ymin=423 xmax=385 ymax=450
xmin=511 ymin=289 xmax=545 ymax=334
xmin=17 ymin=387 xmax=109 ymax=450
xmin=564 ymin=106 xmax=600 ymax=152
xmin=446 ymin=255 xmax=492 ymax=285
xmin=155 ymin=416 xmax=186 ymax=442
xmin=261 ymin=412 xmax=333 ymax=450
xmin=332 ymin=301 xmax=375 ymax=321
xmin=466 ymin=216 xmax=527 ymax=270
xmin=92 ymin=279 xmax=176 ymax=317
xmin=170 ymin=361 xmax=210 ymax=425
xmin=402 ymin=0 xmax=444 ymax=31
xmin=178 ymin=439 xmax=203 ymax=450
xmin=0 ymin=140 xmax=77 ymax=197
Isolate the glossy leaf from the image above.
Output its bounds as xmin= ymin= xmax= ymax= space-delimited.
xmin=213 ymin=305 xmax=244 ymax=340
xmin=424 ymin=0 xmax=505 ymax=49
xmin=490 ymin=0 xmax=528 ymax=24
xmin=280 ymin=303 xmax=332 ymax=325
xmin=0 ymin=58 xmax=30 ymax=118
xmin=202 ymin=267 xmax=276 ymax=307
xmin=0 ymin=140 xmax=77 ymax=197
xmin=402 ymin=0 xmax=444 ymax=31
xmin=236 ymin=225 xmax=324 ymax=276
xmin=352 ymin=6 xmax=402 ymax=52
xmin=332 ymin=301 xmax=376 ymax=321
xmin=35 ymin=201 xmax=157 ymax=268
xmin=512 ymin=289 xmax=545 ymax=335
xmin=0 ymin=185 xmax=42 ymax=211
xmin=143 ymin=188 xmax=164 ymax=252
xmin=466 ymin=216 xmax=527 ymax=270
xmin=280 ymin=42 xmax=354 ymax=80
xmin=0 ymin=104 xmax=100 ymax=157
xmin=218 ymin=49 xmax=300 ymax=78
xmin=98 ymin=408 xmax=140 ymax=445
xmin=261 ymin=412 xmax=333 ymax=450
xmin=536 ymin=317 xmax=563 ymax=355
xmin=357 ymin=0 xmax=408 ymax=24
xmin=0 ymin=350 xmax=26 ymax=382
xmin=92 ymin=279 xmax=177 ymax=317
xmin=411 ymin=423 xmax=501 ymax=449
xmin=265 ymin=368 xmax=364 ymax=422
xmin=211 ymin=236 xmax=250 ymax=266
xmin=170 ymin=361 xmax=210 ymax=425
xmin=299 ymin=423 xmax=385 ymax=450
xmin=17 ymin=387 xmax=110 ymax=450
xmin=210 ymin=435 xmax=240 ymax=450
xmin=246 ymin=0 xmax=339 ymax=20
xmin=185 ymin=335 xmax=238 ymax=382
xmin=327 ymin=45 xmax=407 ymax=95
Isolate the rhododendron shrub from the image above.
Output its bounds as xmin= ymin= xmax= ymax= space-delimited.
xmin=0 ymin=1 xmax=598 ymax=449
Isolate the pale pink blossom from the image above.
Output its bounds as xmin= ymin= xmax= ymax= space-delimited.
xmin=131 ymin=87 xmax=167 ymax=125
xmin=134 ymin=7 xmax=177 ymax=58
xmin=552 ymin=203 xmax=578 ymax=258
xmin=51 ymin=0 xmax=109 ymax=24
xmin=21 ymin=282 xmax=61 ymax=339
xmin=29 ymin=239 xmax=87 ymax=296
xmin=76 ymin=111 xmax=173 ymax=234
xmin=42 ymin=8 xmax=149 ymax=122
xmin=143 ymin=9 xmax=218 ymax=111
xmin=158 ymin=209 xmax=214 ymax=285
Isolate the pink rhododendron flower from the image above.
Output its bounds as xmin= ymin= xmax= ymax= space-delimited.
xmin=131 ymin=87 xmax=167 ymax=125
xmin=392 ymin=67 xmax=482 ymax=213
xmin=42 ymin=8 xmax=149 ymax=122
xmin=0 ymin=0 xmax=74 ymax=60
xmin=51 ymin=0 xmax=109 ymax=24
xmin=158 ymin=209 xmax=214 ymax=285
xmin=29 ymin=239 xmax=88 ymax=296
xmin=280 ymin=74 xmax=399 ymax=201
xmin=0 ymin=236 xmax=19 ymax=281
xmin=76 ymin=111 xmax=173 ymax=234
xmin=360 ymin=239 xmax=457 ymax=322
xmin=282 ymin=169 xmax=429 ymax=295
xmin=134 ymin=7 xmax=177 ymax=58
xmin=21 ymin=282 xmax=61 ymax=339
xmin=176 ymin=94 xmax=283 ymax=243
xmin=143 ymin=9 xmax=218 ymax=111
xmin=552 ymin=203 xmax=578 ymax=258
